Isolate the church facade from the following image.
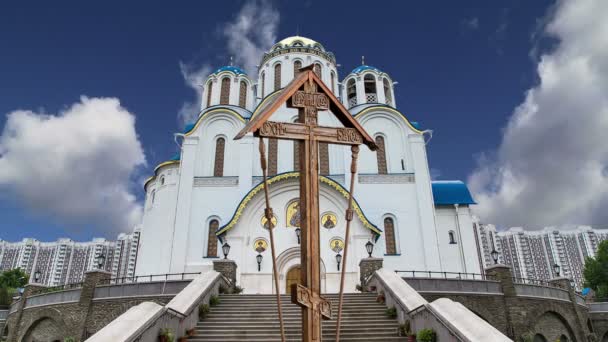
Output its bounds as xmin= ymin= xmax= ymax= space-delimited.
xmin=135 ymin=36 xmax=480 ymax=294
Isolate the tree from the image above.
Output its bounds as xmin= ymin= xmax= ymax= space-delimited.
xmin=0 ymin=286 xmax=10 ymax=307
xmin=0 ymin=268 xmax=29 ymax=289
xmin=584 ymin=240 xmax=608 ymax=299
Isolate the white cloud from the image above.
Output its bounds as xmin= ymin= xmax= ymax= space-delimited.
xmin=177 ymin=0 xmax=279 ymax=125
xmin=463 ymin=17 xmax=479 ymax=30
xmin=178 ymin=62 xmax=211 ymax=126
xmin=469 ymin=0 xmax=608 ymax=229
xmin=0 ymin=97 xmax=146 ymax=234
xmin=223 ymin=0 xmax=280 ymax=76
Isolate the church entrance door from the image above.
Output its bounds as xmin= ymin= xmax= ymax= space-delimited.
xmin=286 ymin=266 xmax=301 ymax=293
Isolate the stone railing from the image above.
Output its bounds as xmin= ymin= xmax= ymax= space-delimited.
xmin=589 ymin=302 xmax=608 ymax=312
xmin=94 ymin=280 xmax=191 ymax=299
xmin=0 ymin=309 xmax=7 ymax=320
xmin=370 ymin=268 xmax=511 ymax=341
xmin=8 ymin=300 xmax=19 ymax=314
xmin=87 ymin=270 xmax=224 ymax=342
xmin=513 ymin=283 xmax=570 ymax=301
xmin=24 ymin=288 xmax=82 ymax=309
xmin=403 ymin=277 xmax=502 ymax=295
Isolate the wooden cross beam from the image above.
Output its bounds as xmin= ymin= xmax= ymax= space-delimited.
xmin=292 ymin=284 xmax=331 ymax=341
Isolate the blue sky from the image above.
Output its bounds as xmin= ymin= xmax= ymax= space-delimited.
xmin=1 ymin=0 xmax=607 ymax=241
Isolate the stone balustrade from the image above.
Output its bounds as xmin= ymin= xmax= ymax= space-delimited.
xmin=24 ymin=288 xmax=82 ymax=309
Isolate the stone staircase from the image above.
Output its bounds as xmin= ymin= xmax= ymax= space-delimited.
xmin=190 ymin=293 xmax=407 ymax=341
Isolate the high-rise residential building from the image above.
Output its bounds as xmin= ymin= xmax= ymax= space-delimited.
xmin=0 ymin=227 xmax=140 ymax=286
xmin=475 ymin=220 xmax=608 ymax=289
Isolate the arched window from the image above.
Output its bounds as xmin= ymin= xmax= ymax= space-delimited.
xmin=206 ymin=219 xmax=219 ymax=257
xmin=268 ymin=138 xmax=278 ymax=175
xmin=206 ymin=81 xmax=213 ymax=107
xmin=347 ymin=79 xmax=357 ymax=108
xmin=293 ymin=141 xmax=300 ymax=171
xmin=449 ymin=231 xmax=457 ymax=244
xmin=150 ymin=190 xmax=156 ymax=204
xmin=330 ymin=71 xmax=336 ymax=93
xmin=319 ymin=143 xmax=329 ymax=175
xmin=220 ymin=77 xmax=231 ymax=105
xmin=274 ymin=63 xmax=282 ymax=91
xmin=213 ymin=137 xmax=225 ymax=177
xmin=293 ymin=60 xmax=302 ymax=76
xmin=260 ymin=72 xmax=265 ymax=97
xmin=364 ymin=74 xmax=377 ymax=103
xmin=383 ymin=78 xmax=393 ymax=106
xmin=239 ymin=80 xmax=248 ymax=108
xmin=375 ymin=136 xmax=388 ymax=174
xmin=313 ymin=63 xmax=322 ymax=79
xmin=384 ymin=217 xmax=397 ymax=255
xmin=160 ymin=176 xmax=165 ymax=186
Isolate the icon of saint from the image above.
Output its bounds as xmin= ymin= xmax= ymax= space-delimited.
xmin=323 ymin=215 xmax=336 ymax=229
xmin=289 ymin=202 xmax=301 ymax=227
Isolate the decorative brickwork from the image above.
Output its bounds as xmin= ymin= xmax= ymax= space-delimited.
xmin=359 ymin=258 xmax=383 ymax=288
xmin=239 ymin=80 xmax=247 ymax=108
xmin=293 ymin=60 xmax=302 ymax=76
xmin=213 ymin=259 xmax=237 ymax=285
xmin=274 ymin=63 xmax=281 ymax=91
xmin=220 ymin=77 xmax=230 ymax=105
xmin=384 ymin=218 xmax=397 ymax=255
xmin=206 ymin=80 xmax=213 ymax=107
xmin=207 ymin=220 xmax=219 ymax=257
xmin=268 ymin=138 xmax=278 ymax=175
xmin=319 ymin=142 xmax=329 ymax=175
xmin=293 ymin=141 xmax=300 ymax=171
xmin=375 ymin=136 xmax=387 ymax=174
xmin=213 ymin=138 xmax=225 ymax=177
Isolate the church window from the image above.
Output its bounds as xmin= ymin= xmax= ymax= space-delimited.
xmin=274 ymin=63 xmax=282 ymax=91
xmin=294 ymin=60 xmax=302 ymax=76
xmin=313 ymin=63 xmax=322 ymax=79
xmin=220 ymin=77 xmax=231 ymax=105
xmin=213 ymin=137 xmax=225 ymax=177
xmin=206 ymin=80 xmax=213 ymax=107
xmin=239 ymin=80 xmax=248 ymax=108
xmin=160 ymin=176 xmax=165 ymax=186
xmin=347 ymin=79 xmax=357 ymax=108
xmin=330 ymin=71 xmax=335 ymax=93
xmin=150 ymin=190 xmax=156 ymax=204
xmin=364 ymin=74 xmax=377 ymax=103
xmin=384 ymin=217 xmax=397 ymax=255
xmin=206 ymin=219 xmax=219 ymax=257
xmin=268 ymin=138 xmax=278 ymax=175
xmin=383 ymin=78 xmax=393 ymax=106
xmin=375 ymin=135 xmax=388 ymax=174
xmin=449 ymin=231 xmax=457 ymax=244
xmin=319 ymin=142 xmax=329 ymax=175
xmin=261 ymin=72 xmax=265 ymax=97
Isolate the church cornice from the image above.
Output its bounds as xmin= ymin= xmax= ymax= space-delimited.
xmin=215 ymin=172 xmax=382 ymax=237
xmin=184 ymin=106 xmax=248 ymax=136
xmin=353 ymin=105 xmax=424 ymax=134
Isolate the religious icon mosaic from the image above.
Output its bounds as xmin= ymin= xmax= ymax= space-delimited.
xmin=321 ymin=212 xmax=337 ymax=229
xmin=286 ymin=200 xmax=301 ymax=228
xmin=253 ymin=238 xmax=268 ymax=253
xmin=260 ymin=214 xmax=278 ymax=230
xmin=329 ymin=237 xmax=344 ymax=253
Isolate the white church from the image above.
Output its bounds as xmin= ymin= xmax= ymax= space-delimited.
xmin=135 ymin=36 xmax=480 ymax=294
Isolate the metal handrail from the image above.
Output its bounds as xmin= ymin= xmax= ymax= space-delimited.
xmin=97 ymin=272 xmax=200 ymax=286
xmin=511 ymin=277 xmax=566 ymax=289
xmin=29 ymin=282 xmax=84 ymax=296
xmin=395 ymin=270 xmax=497 ymax=281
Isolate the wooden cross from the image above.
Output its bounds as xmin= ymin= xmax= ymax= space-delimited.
xmin=235 ymin=67 xmax=376 ymax=342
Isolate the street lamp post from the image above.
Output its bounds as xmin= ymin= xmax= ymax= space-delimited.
xmin=256 ymin=253 xmax=263 ymax=272
xmin=222 ymin=242 xmax=231 ymax=259
xmin=295 ymin=227 xmax=301 ymax=245
xmin=491 ymin=249 xmax=499 ymax=265
xmin=97 ymin=253 xmax=106 ymax=270
xmin=336 ymin=253 xmax=342 ymax=271
xmin=553 ymin=263 xmax=561 ymax=277
xmin=365 ymin=241 xmax=374 ymax=258
xmin=34 ymin=269 xmax=41 ymax=283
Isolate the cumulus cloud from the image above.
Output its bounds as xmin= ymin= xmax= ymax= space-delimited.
xmin=469 ymin=0 xmax=608 ymax=229
xmin=223 ymin=0 xmax=280 ymax=76
xmin=177 ymin=0 xmax=279 ymax=125
xmin=0 ymin=97 xmax=146 ymax=234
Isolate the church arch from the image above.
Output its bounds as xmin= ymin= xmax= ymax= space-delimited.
xmin=449 ymin=230 xmax=457 ymax=244
xmin=374 ymin=134 xmax=388 ymax=174
xmin=276 ymin=246 xmax=326 ymax=294
xmin=364 ymin=74 xmax=377 ymax=103
xmin=260 ymin=71 xmax=266 ymax=97
xmin=330 ymin=71 xmax=336 ymax=93
xmin=239 ymin=80 xmax=248 ymax=108
xmin=346 ymin=78 xmax=357 ymax=108
xmin=383 ymin=77 xmax=393 ymax=106
xmin=528 ymin=311 xmax=576 ymax=342
xmin=382 ymin=215 xmax=398 ymax=255
xmin=293 ymin=59 xmax=303 ymax=76
xmin=213 ymin=136 xmax=226 ymax=177
xmin=533 ymin=334 xmax=547 ymax=342
xmin=274 ymin=62 xmax=282 ymax=91
xmin=220 ymin=77 xmax=231 ymax=105
xmin=205 ymin=80 xmax=213 ymax=107
xmin=19 ymin=308 xmax=69 ymax=342
xmin=205 ymin=217 xmax=220 ymax=257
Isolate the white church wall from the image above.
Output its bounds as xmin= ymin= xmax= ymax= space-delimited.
xmin=193 ymin=112 xmax=244 ymax=177
xmin=435 ymin=206 xmax=482 ymax=274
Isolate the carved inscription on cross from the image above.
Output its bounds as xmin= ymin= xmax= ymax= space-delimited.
xmin=292 ymin=284 xmax=331 ymax=340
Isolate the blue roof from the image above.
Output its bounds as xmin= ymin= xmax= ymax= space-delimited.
xmin=183 ymin=123 xmax=195 ymax=134
xmin=170 ymin=153 xmax=180 ymax=161
xmin=213 ymin=66 xmax=246 ymax=75
xmin=351 ymin=65 xmax=380 ymax=74
xmin=431 ymin=181 xmax=476 ymax=205
xmin=411 ymin=121 xmax=421 ymax=130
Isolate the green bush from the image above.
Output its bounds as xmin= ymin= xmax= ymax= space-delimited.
xmin=159 ymin=328 xmax=174 ymax=342
xmin=63 ymin=338 xmax=75 ymax=342
xmin=385 ymin=306 xmax=397 ymax=319
xmin=417 ymin=328 xmax=437 ymax=342
xmin=199 ymin=304 xmax=210 ymax=319
xmin=0 ymin=287 xmax=11 ymax=307
xmin=209 ymin=295 xmax=220 ymax=307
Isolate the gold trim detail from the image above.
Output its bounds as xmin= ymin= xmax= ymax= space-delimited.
xmin=215 ymin=172 xmax=381 ymax=236
xmin=144 ymin=160 xmax=181 ymax=190
xmin=184 ymin=108 xmax=246 ymax=137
